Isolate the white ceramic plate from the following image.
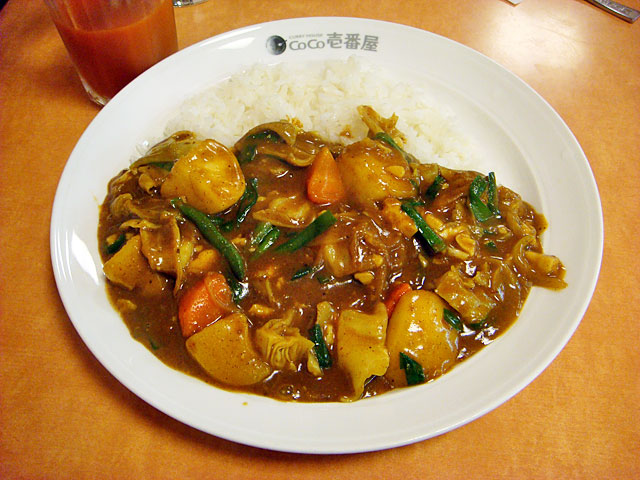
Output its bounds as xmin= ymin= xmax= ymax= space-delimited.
xmin=50 ymin=17 xmax=603 ymax=454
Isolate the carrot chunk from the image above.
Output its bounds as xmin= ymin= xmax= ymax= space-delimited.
xmin=384 ymin=282 xmax=412 ymax=317
xmin=178 ymin=272 xmax=234 ymax=337
xmin=306 ymin=147 xmax=346 ymax=204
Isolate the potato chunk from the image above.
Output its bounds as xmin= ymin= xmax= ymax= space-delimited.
xmin=161 ymin=139 xmax=245 ymax=215
xmin=337 ymin=302 xmax=390 ymax=399
xmin=102 ymin=235 xmax=168 ymax=296
xmin=185 ymin=313 xmax=272 ymax=387
xmin=336 ymin=139 xmax=415 ymax=205
xmin=385 ymin=290 xmax=458 ymax=387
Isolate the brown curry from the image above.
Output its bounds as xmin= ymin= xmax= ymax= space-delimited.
xmin=98 ymin=106 xmax=566 ymax=402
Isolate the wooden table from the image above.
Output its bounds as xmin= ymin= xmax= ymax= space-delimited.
xmin=1 ymin=0 xmax=638 ymax=478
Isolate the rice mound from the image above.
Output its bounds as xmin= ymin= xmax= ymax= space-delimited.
xmin=165 ymin=57 xmax=474 ymax=169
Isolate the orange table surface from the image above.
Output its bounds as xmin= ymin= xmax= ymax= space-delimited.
xmin=1 ymin=0 xmax=639 ymax=478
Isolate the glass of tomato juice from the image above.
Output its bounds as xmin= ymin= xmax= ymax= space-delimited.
xmin=43 ymin=0 xmax=178 ymax=106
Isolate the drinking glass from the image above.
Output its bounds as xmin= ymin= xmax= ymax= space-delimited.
xmin=44 ymin=0 xmax=179 ymax=106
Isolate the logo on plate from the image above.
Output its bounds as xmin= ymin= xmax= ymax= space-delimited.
xmin=266 ymin=35 xmax=287 ymax=55
xmin=266 ymin=33 xmax=380 ymax=55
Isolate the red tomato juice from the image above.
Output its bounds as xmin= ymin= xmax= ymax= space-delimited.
xmin=52 ymin=0 xmax=178 ymax=103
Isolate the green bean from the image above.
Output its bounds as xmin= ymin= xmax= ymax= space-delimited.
xmin=170 ymin=199 xmax=246 ymax=280
xmin=399 ymin=352 xmax=425 ymax=385
xmin=275 ymin=211 xmax=337 ymax=253
xmin=226 ymin=275 xmax=249 ymax=304
xmin=309 ymin=324 xmax=332 ymax=369
xmin=400 ymin=202 xmax=446 ymax=254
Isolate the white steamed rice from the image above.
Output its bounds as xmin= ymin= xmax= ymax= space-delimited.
xmin=164 ymin=57 xmax=475 ymax=169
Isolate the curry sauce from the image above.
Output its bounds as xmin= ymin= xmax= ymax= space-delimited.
xmin=98 ymin=108 xmax=566 ymax=402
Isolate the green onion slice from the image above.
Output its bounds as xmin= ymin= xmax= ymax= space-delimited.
xmin=251 ymin=227 xmax=280 ymax=259
xmin=400 ymin=202 xmax=446 ymax=254
xmin=399 ymin=352 xmax=425 ymax=385
xmin=309 ymin=324 xmax=332 ymax=369
xmin=291 ymin=265 xmax=320 ymax=280
xmin=105 ymin=233 xmax=126 ymax=255
xmin=487 ymin=172 xmax=499 ymax=214
xmin=238 ymin=144 xmax=257 ymax=165
xmin=235 ymin=177 xmax=258 ymax=226
xmin=424 ymin=174 xmax=445 ymax=202
xmin=373 ymin=131 xmax=415 ymax=164
xmin=443 ymin=309 xmax=463 ymax=332
xmin=469 ymin=175 xmax=493 ymax=222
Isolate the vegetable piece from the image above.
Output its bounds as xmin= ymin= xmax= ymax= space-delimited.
xmin=484 ymin=241 xmax=498 ymax=251
xmin=373 ymin=131 xmax=417 ymax=165
xmin=487 ymin=172 xmax=499 ymax=214
xmin=252 ymin=193 xmax=315 ymax=228
xmin=146 ymin=161 xmax=174 ymax=171
xmin=178 ymin=272 xmax=234 ymax=338
xmin=337 ymin=140 xmax=416 ymax=204
xmin=374 ymin=131 xmax=403 ymax=152
xmin=255 ymin=312 xmax=316 ymax=373
xmin=469 ymin=175 xmax=495 ymax=222
xmin=435 ymin=268 xmax=496 ymax=323
xmin=424 ymin=174 xmax=445 ymax=202
xmin=138 ymin=217 xmax=181 ymax=275
xmin=443 ymin=308 xmax=463 ymax=332
xmin=306 ymin=147 xmax=346 ymax=204
xmin=385 ymin=290 xmax=458 ymax=387
xmin=309 ymin=324 xmax=332 ymax=369
xmin=105 ymin=233 xmax=126 ymax=254
xmin=380 ymin=198 xmax=419 ymax=238
xmin=512 ymin=235 xmax=567 ymax=289
xmin=337 ymin=302 xmax=390 ymax=399
xmin=251 ymin=221 xmax=274 ymax=248
xmin=186 ymin=313 xmax=272 ymax=386
xmin=237 ymin=144 xmax=257 ymax=165
xmin=291 ymin=265 xmax=319 ymax=280
xmin=384 ymin=282 xmax=412 ymax=317
xmin=234 ymin=177 xmax=259 ymax=226
xmin=102 ymin=235 xmax=168 ymax=296
xmin=171 ymin=199 xmax=246 ymax=280
xmin=129 ymin=131 xmax=198 ymax=170
xmin=400 ymin=202 xmax=446 ymax=253
xmin=251 ymin=226 xmax=280 ymax=258
xmin=161 ymin=139 xmax=245 ymax=215
xmin=399 ymin=353 xmax=425 ymax=385
xmin=226 ymin=275 xmax=249 ymax=304
xmin=275 ymin=210 xmax=337 ymax=253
